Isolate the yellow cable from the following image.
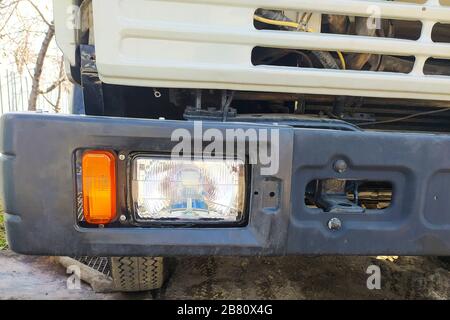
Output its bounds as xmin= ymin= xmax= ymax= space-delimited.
xmin=254 ymin=15 xmax=346 ymax=70
xmin=336 ymin=51 xmax=347 ymax=70
xmin=254 ymin=15 xmax=301 ymax=29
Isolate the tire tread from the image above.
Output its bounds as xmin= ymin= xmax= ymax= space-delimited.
xmin=111 ymin=257 xmax=164 ymax=292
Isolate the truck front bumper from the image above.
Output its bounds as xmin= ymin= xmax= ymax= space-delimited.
xmin=1 ymin=113 xmax=450 ymax=256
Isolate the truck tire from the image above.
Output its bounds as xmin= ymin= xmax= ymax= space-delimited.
xmin=438 ymin=256 xmax=450 ymax=270
xmin=110 ymin=257 xmax=165 ymax=292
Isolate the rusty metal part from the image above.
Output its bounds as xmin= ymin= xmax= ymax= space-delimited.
xmin=325 ymin=15 xmax=348 ymax=34
xmin=347 ymin=17 xmax=378 ymax=70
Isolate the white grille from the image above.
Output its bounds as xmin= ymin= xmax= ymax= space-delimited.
xmin=92 ymin=0 xmax=450 ymax=101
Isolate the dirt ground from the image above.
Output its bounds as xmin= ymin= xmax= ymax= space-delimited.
xmin=0 ymin=251 xmax=448 ymax=300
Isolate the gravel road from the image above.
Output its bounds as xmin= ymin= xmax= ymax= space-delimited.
xmin=0 ymin=251 xmax=448 ymax=300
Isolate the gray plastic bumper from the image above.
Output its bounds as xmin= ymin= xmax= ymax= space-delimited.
xmin=1 ymin=113 xmax=450 ymax=256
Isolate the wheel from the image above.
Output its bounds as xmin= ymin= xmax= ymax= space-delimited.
xmin=110 ymin=257 xmax=165 ymax=292
xmin=437 ymin=256 xmax=450 ymax=270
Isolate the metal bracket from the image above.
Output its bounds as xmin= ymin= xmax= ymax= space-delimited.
xmin=80 ymin=45 xmax=105 ymax=116
xmin=314 ymin=179 xmax=365 ymax=214
xmin=183 ymin=90 xmax=237 ymax=121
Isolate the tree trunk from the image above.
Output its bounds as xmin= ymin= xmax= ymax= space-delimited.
xmin=28 ymin=24 xmax=55 ymax=111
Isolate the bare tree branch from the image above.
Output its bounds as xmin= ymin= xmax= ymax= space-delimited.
xmin=2 ymin=0 xmax=67 ymax=112
xmin=41 ymin=57 xmax=64 ymax=113
xmin=25 ymin=0 xmax=52 ymax=27
xmin=28 ymin=23 xmax=54 ymax=111
xmin=39 ymin=76 xmax=65 ymax=95
xmin=0 ymin=0 xmax=19 ymax=35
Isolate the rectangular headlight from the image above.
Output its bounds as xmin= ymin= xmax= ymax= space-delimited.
xmin=131 ymin=157 xmax=246 ymax=225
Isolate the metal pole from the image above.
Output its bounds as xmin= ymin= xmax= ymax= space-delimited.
xmin=13 ymin=72 xmax=18 ymax=112
xmin=25 ymin=76 xmax=30 ymax=111
xmin=10 ymin=72 xmax=15 ymax=111
xmin=6 ymin=71 xmax=11 ymax=113
xmin=0 ymin=72 xmax=4 ymax=114
xmin=10 ymin=72 xmax=14 ymax=111
xmin=19 ymin=74 xmax=24 ymax=111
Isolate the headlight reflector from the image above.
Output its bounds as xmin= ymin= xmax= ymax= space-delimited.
xmin=132 ymin=157 xmax=246 ymax=224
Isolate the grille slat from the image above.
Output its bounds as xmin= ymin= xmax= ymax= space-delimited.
xmin=93 ymin=0 xmax=450 ymax=101
xmin=73 ymin=256 xmax=111 ymax=278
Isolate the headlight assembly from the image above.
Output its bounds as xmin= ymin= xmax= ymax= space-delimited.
xmin=131 ymin=157 xmax=247 ymax=225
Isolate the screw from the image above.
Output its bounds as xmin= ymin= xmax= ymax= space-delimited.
xmin=119 ymin=154 xmax=126 ymax=161
xmin=328 ymin=218 xmax=342 ymax=231
xmin=153 ymin=88 xmax=162 ymax=98
xmin=333 ymin=159 xmax=348 ymax=173
xmin=119 ymin=215 xmax=127 ymax=222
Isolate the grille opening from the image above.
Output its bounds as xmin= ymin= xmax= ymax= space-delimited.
xmin=322 ymin=15 xmax=422 ymax=41
xmin=305 ymin=179 xmax=393 ymax=212
xmin=252 ymin=47 xmax=415 ymax=73
xmin=397 ymin=0 xmax=426 ymax=4
xmin=398 ymin=0 xmax=426 ymax=3
xmin=253 ymin=9 xmax=422 ymax=41
xmin=432 ymin=23 xmax=450 ymax=43
xmin=424 ymin=58 xmax=450 ymax=76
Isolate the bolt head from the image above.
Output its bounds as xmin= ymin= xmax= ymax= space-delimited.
xmin=119 ymin=215 xmax=127 ymax=222
xmin=334 ymin=160 xmax=348 ymax=173
xmin=119 ymin=154 xmax=126 ymax=161
xmin=328 ymin=218 xmax=342 ymax=231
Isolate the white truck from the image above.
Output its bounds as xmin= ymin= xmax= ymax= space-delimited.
xmin=1 ymin=0 xmax=450 ymax=292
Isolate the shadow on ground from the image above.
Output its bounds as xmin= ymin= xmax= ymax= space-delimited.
xmin=0 ymin=251 xmax=448 ymax=300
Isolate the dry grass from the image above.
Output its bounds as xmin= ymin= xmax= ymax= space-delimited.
xmin=0 ymin=210 xmax=6 ymax=250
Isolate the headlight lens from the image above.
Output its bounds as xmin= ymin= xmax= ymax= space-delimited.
xmin=132 ymin=157 xmax=246 ymax=224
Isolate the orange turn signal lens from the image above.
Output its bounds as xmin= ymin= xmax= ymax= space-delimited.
xmin=82 ymin=150 xmax=117 ymax=224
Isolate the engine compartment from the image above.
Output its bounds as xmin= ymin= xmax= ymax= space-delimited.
xmin=62 ymin=0 xmax=450 ymax=133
